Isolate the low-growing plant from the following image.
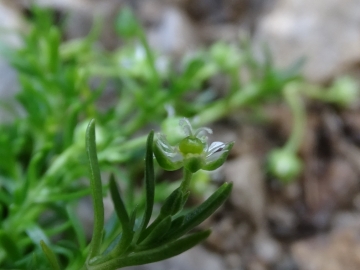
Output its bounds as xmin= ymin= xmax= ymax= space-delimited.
xmin=1 ymin=4 xmax=358 ymax=269
xmin=8 ymin=118 xmax=233 ymax=269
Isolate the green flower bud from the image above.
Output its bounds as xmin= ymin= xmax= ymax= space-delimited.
xmin=268 ymin=149 xmax=302 ymax=183
xmin=115 ymin=7 xmax=141 ymax=38
xmin=326 ymin=77 xmax=359 ymax=107
xmin=210 ymin=42 xmax=241 ymax=71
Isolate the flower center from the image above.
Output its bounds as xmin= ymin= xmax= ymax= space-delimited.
xmin=179 ymin=137 xmax=204 ymax=155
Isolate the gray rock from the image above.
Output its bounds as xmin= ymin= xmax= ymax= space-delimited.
xmin=292 ymin=225 xmax=360 ymax=270
xmin=145 ymin=6 xmax=198 ymax=57
xmin=124 ymin=245 xmax=226 ymax=270
xmin=224 ymin=155 xmax=266 ymax=228
xmin=331 ymin=212 xmax=360 ymax=230
xmin=253 ymin=0 xmax=360 ymax=82
xmin=0 ymin=2 xmax=24 ymax=123
xmin=0 ymin=60 xmax=20 ymax=123
xmin=253 ymin=231 xmax=282 ymax=265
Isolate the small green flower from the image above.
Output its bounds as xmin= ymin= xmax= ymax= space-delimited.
xmin=154 ymin=118 xmax=234 ymax=173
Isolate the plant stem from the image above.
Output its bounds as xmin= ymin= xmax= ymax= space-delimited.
xmin=283 ymin=84 xmax=306 ymax=153
xmin=139 ymin=30 xmax=160 ymax=90
xmin=192 ymin=83 xmax=261 ymax=127
xmin=180 ymin=168 xmax=193 ymax=192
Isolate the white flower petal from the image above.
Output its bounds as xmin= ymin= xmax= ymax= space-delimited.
xmin=179 ymin=118 xmax=193 ymax=136
xmin=157 ymin=133 xmax=177 ymax=155
xmin=206 ymin=141 xmax=225 ymax=156
xmin=205 ymin=150 xmax=227 ymax=163
xmin=168 ymin=152 xmax=183 ymax=163
xmin=194 ymin=127 xmax=213 ymax=137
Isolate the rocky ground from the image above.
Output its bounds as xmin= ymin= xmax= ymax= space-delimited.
xmin=1 ymin=0 xmax=360 ymax=269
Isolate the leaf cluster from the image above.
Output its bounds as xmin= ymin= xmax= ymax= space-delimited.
xmin=78 ymin=121 xmax=232 ymax=269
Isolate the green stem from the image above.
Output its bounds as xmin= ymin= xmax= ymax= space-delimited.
xmin=192 ymin=83 xmax=261 ymax=127
xmin=139 ymin=30 xmax=160 ymax=89
xmin=180 ymin=168 xmax=193 ymax=192
xmin=283 ymin=84 xmax=306 ymax=152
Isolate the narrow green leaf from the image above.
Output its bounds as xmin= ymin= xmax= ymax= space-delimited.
xmin=137 ymin=131 xmax=155 ymax=233
xmin=40 ymin=240 xmax=61 ymax=270
xmin=102 ymin=233 xmax=122 ymax=256
xmin=108 ymin=174 xmax=134 ymax=255
xmin=137 ymin=215 xmax=171 ymax=248
xmin=86 ymin=119 xmax=105 ymax=260
xmin=0 ymin=230 xmax=21 ymax=261
xmin=165 ymin=182 xmax=232 ymax=241
xmin=167 ymin=215 xmax=185 ymax=234
xmin=109 ymin=174 xmax=131 ymax=234
xmin=40 ymin=188 xmax=91 ymax=203
xmin=130 ymin=206 xmax=138 ymax=231
xmin=160 ymin=187 xmax=189 ymax=217
xmin=66 ymin=204 xmax=86 ymax=250
xmin=27 ymin=147 xmax=48 ymax=189
xmin=137 ymin=187 xmax=188 ymax=244
xmin=90 ymin=230 xmax=211 ymax=269
xmin=63 ymin=104 xmax=80 ymax=149
xmin=48 ymin=26 xmax=60 ymax=73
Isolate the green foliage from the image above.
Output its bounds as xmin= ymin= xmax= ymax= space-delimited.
xmin=74 ymin=121 xmax=231 ymax=269
xmin=0 ymin=4 xmax=358 ymax=269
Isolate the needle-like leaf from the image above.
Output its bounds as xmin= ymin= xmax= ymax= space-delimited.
xmin=86 ymin=119 xmax=105 ymax=261
xmin=137 ymin=215 xmax=171 ymax=248
xmin=164 ymin=182 xmax=232 ymax=242
xmin=109 ymin=174 xmax=131 ymax=235
xmin=109 ymin=174 xmax=134 ymax=255
xmin=0 ymin=230 xmax=21 ymax=261
xmin=89 ymin=230 xmax=211 ymax=269
xmin=137 ymin=131 xmax=155 ymax=234
xmin=40 ymin=240 xmax=61 ymax=270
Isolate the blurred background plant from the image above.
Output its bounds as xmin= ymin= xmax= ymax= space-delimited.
xmin=0 ymin=2 xmax=359 ymax=269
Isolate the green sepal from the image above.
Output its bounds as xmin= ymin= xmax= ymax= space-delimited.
xmin=183 ymin=154 xmax=204 ymax=173
xmin=137 ymin=216 xmax=172 ymax=248
xmin=164 ymin=182 xmax=232 ymax=242
xmin=153 ymin=141 xmax=183 ymax=171
xmin=40 ymin=240 xmax=61 ymax=270
xmin=160 ymin=187 xmax=190 ymax=216
xmin=89 ymin=230 xmax=211 ymax=268
xmin=202 ymin=142 xmax=234 ymax=171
